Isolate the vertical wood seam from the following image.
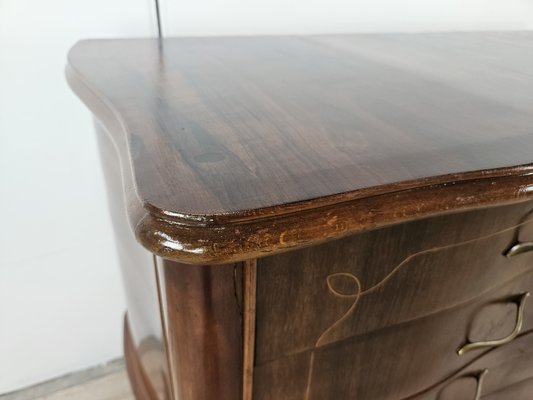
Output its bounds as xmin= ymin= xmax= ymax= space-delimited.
xmin=243 ymin=259 xmax=258 ymax=400
xmin=153 ymin=256 xmax=179 ymax=400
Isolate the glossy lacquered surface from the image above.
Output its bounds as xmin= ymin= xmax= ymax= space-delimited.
xmin=97 ymin=121 xmax=248 ymax=400
xmin=96 ymin=123 xmax=170 ymax=398
xmin=73 ymin=32 xmax=533 ymax=400
xmin=68 ymin=32 xmax=533 ymax=263
xmin=255 ymin=201 xmax=533 ymax=363
xmin=155 ymin=258 xmax=244 ymax=400
xmin=254 ymin=201 xmax=533 ymax=399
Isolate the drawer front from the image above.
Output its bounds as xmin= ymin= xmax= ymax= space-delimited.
xmin=410 ymin=329 xmax=533 ymax=400
xmin=256 ymin=201 xmax=533 ymax=364
xmin=254 ymin=268 xmax=533 ymax=400
xmin=482 ymin=377 xmax=533 ymax=400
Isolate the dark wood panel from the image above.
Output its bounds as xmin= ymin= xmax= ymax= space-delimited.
xmin=243 ymin=260 xmax=257 ymax=400
xmin=256 ymin=201 xmax=533 ymax=363
xmin=410 ymin=330 xmax=533 ymax=400
xmin=135 ymin=175 xmax=533 ymax=264
xmin=67 ymin=33 xmax=533 ymax=263
xmin=479 ymin=346 xmax=533 ymax=397
xmin=68 ymin=33 xmax=533 ymax=217
xmin=254 ymin=269 xmax=533 ymax=400
xmin=80 ymin=32 xmax=533 ymax=400
xmin=95 ymin=122 xmax=170 ymax=398
xmin=482 ymin=377 xmax=533 ymax=400
xmin=156 ymin=259 xmax=243 ymax=400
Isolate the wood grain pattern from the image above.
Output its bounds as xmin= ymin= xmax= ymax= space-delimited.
xmin=254 ymin=269 xmax=533 ymax=400
xmin=78 ymin=32 xmax=533 ymax=400
xmin=482 ymin=377 xmax=533 ymax=400
xmin=67 ymin=32 xmax=533 ymax=263
xmin=96 ymin=123 xmax=170 ymax=399
xmin=409 ymin=330 xmax=533 ymax=399
xmin=243 ymin=260 xmax=257 ymax=400
xmin=98 ymin=120 xmax=243 ymax=399
xmin=253 ymin=201 xmax=533 ymax=400
xmin=155 ymin=259 xmax=243 ymax=400
xmin=255 ymin=201 xmax=533 ymax=363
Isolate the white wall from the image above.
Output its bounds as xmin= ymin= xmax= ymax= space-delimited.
xmin=1 ymin=0 xmax=532 ymax=394
xmin=161 ymin=0 xmax=533 ymax=36
xmin=0 ymin=0 xmax=156 ymax=394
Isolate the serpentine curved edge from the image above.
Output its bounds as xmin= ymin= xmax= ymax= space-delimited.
xmin=66 ymin=54 xmax=533 ymax=264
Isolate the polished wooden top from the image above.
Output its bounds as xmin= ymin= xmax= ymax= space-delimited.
xmin=67 ymin=32 xmax=533 ymax=263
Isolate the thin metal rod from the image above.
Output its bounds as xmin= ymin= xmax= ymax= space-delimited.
xmin=154 ymin=0 xmax=163 ymax=39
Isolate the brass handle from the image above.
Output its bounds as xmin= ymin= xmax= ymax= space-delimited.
xmin=505 ymin=241 xmax=533 ymax=258
xmin=437 ymin=369 xmax=488 ymax=400
xmin=473 ymin=369 xmax=488 ymax=400
xmin=457 ymin=292 xmax=530 ymax=355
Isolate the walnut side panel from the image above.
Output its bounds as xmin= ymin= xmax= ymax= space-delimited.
xmin=155 ymin=258 xmax=244 ymax=400
xmin=95 ymin=122 xmax=171 ymax=399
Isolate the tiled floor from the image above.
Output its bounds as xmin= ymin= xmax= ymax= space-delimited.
xmin=1 ymin=359 xmax=133 ymax=400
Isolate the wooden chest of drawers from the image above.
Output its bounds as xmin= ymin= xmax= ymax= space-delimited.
xmin=67 ymin=32 xmax=533 ymax=399
xmin=254 ymin=203 xmax=533 ymax=399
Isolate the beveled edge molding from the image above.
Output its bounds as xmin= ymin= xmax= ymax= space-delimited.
xmin=67 ymin=61 xmax=533 ymax=265
xmin=137 ymin=175 xmax=533 ymax=264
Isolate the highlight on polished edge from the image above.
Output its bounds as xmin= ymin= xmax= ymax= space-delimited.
xmin=67 ymin=32 xmax=533 ymax=399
